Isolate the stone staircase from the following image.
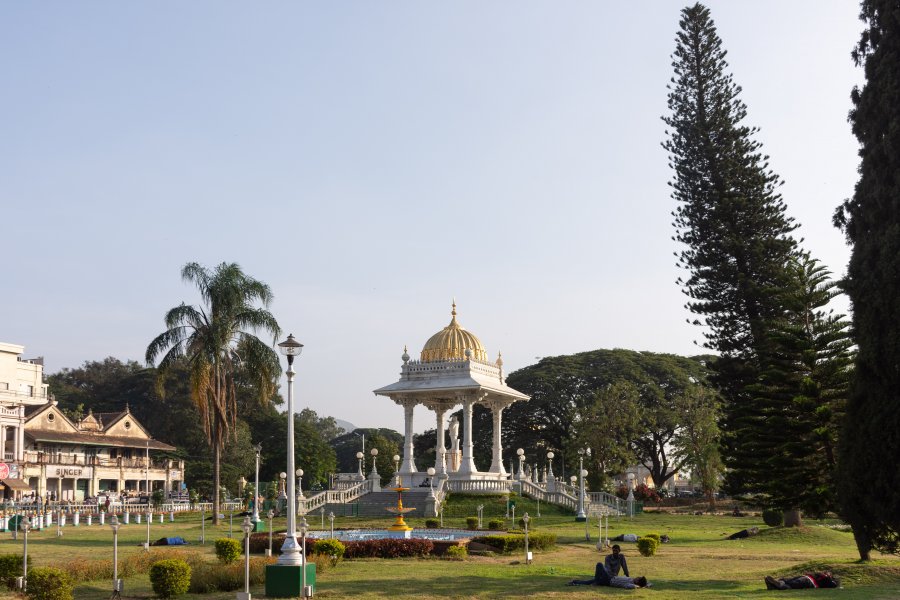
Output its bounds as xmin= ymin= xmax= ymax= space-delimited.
xmin=318 ymin=489 xmax=435 ymax=519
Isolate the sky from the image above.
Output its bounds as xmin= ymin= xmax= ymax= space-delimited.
xmin=2 ymin=1 xmax=863 ymax=434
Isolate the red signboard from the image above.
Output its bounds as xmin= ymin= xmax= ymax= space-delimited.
xmin=0 ymin=463 xmax=9 ymax=479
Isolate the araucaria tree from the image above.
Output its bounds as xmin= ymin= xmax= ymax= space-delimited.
xmin=833 ymin=0 xmax=900 ymax=560
xmin=754 ymin=256 xmax=853 ymax=526
xmin=146 ymin=262 xmax=281 ymax=524
xmin=663 ymin=4 xmax=799 ymax=497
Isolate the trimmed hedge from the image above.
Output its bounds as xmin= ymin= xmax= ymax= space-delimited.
xmin=214 ymin=538 xmax=242 ymax=564
xmin=149 ymin=559 xmax=191 ymax=598
xmin=636 ymin=536 xmax=659 ymax=557
xmin=470 ymin=532 xmax=556 ymax=553
xmin=644 ymin=532 xmax=661 ymax=542
xmin=466 ymin=516 xmax=479 ymax=529
xmin=188 ymin=557 xmax=271 ymax=594
xmin=25 ymin=567 xmax=73 ymax=600
xmin=487 ymin=519 xmax=505 ymax=531
xmin=425 ymin=519 xmax=440 ymax=529
xmin=343 ymin=538 xmax=434 ymax=559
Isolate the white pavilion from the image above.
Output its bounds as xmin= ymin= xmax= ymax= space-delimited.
xmin=373 ymin=303 xmax=529 ymax=489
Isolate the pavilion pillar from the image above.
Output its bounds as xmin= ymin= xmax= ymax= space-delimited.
xmin=396 ymin=398 xmax=418 ymax=478
xmin=457 ymin=394 xmax=479 ymax=475
xmin=487 ymin=400 xmax=508 ymax=475
xmin=433 ymin=405 xmax=448 ymax=475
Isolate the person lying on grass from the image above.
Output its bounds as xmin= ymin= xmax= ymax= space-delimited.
xmin=568 ymin=557 xmax=649 ymax=590
xmin=764 ymin=572 xmax=840 ymax=590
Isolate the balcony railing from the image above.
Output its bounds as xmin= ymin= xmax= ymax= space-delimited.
xmin=0 ymin=389 xmax=49 ymax=401
xmin=22 ymin=452 xmax=176 ymax=470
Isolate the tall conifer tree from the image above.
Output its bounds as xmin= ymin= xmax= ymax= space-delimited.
xmin=755 ymin=256 xmax=852 ymax=525
xmin=662 ymin=3 xmax=798 ymax=496
xmin=834 ymin=0 xmax=900 ymax=560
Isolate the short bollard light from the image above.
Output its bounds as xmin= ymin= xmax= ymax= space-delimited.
xmin=320 ymin=506 xmax=325 ymax=529
xmin=328 ymin=511 xmax=335 ymax=539
xmin=237 ymin=516 xmax=253 ymax=600
xmin=110 ymin=515 xmax=123 ymax=599
xmin=266 ymin=509 xmax=274 ymax=557
xmin=523 ymin=512 xmax=532 ymax=565
xmin=200 ymin=506 xmax=206 ymax=544
xmin=145 ymin=508 xmax=152 ymax=551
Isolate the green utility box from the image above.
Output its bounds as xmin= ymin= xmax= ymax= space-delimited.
xmin=265 ymin=563 xmax=316 ymax=598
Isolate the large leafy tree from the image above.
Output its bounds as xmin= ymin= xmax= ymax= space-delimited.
xmin=663 ymin=3 xmax=798 ymax=496
xmin=833 ymin=0 xmax=900 ymax=560
xmin=146 ymin=262 xmax=282 ymax=523
xmin=754 ymin=256 xmax=853 ymax=525
xmin=671 ymin=385 xmax=723 ymax=509
xmin=499 ymin=349 xmax=715 ymax=488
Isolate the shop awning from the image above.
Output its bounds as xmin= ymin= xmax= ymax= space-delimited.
xmin=1 ymin=478 xmax=32 ymax=492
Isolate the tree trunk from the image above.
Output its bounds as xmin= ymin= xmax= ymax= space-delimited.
xmin=213 ymin=444 xmax=221 ymax=525
xmin=852 ymin=526 xmax=872 ymax=561
xmin=783 ymin=509 xmax=802 ymax=527
xmin=706 ymin=489 xmax=717 ymax=512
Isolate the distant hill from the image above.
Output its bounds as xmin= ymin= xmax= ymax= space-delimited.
xmin=334 ymin=419 xmax=357 ymax=436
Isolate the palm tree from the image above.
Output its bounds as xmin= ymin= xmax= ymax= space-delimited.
xmin=146 ymin=262 xmax=282 ymax=523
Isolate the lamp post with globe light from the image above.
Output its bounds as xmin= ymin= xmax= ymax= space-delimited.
xmin=296 ymin=468 xmax=304 ymax=501
xmin=238 ymin=516 xmax=253 ymax=600
xmin=392 ymin=454 xmax=401 ymax=486
xmin=109 ymin=515 xmax=122 ymax=599
xmin=355 ymin=452 xmax=364 ymax=480
xmin=516 ymin=448 xmax=525 ymax=480
xmin=252 ymin=444 xmax=262 ymax=524
xmin=627 ymin=472 xmax=636 ymax=518
xmin=575 ymin=447 xmax=591 ymax=521
xmin=265 ymin=334 xmax=312 ymax=600
xmin=523 ymin=512 xmax=531 ymax=564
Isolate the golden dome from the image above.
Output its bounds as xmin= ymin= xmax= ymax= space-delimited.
xmin=420 ymin=302 xmax=488 ymax=363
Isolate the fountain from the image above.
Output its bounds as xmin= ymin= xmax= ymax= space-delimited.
xmin=385 ymin=475 xmax=416 ymax=536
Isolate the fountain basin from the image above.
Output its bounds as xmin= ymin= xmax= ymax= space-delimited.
xmin=306 ymin=528 xmax=473 ymax=542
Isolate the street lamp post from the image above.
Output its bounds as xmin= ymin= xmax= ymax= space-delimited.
xmin=370 ymin=448 xmax=379 ymax=475
xmin=296 ymin=468 xmax=304 ymax=501
xmin=547 ymin=451 xmax=555 ymax=478
xmin=145 ymin=506 xmax=152 ymax=550
xmin=516 ymin=448 xmax=525 ymax=480
xmin=201 ymin=505 xmax=206 ymax=544
xmin=299 ymin=517 xmax=310 ymax=598
xmin=328 ymin=512 xmax=335 ymax=539
xmin=276 ymin=333 xmax=304 ymax=566
xmin=252 ymin=444 xmax=262 ymax=523
xmin=110 ymin=514 xmax=122 ymax=599
xmin=392 ymin=454 xmax=401 ymax=486
xmin=627 ymin=472 xmax=636 ymax=518
xmin=575 ymin=447 xmax=591 ymax=521
xmin=19 ymin=518 xmax=31 ymax=592
xmin=523 ymin=512 xmax=531 ymax=565
xmin=426 ymin=467 xmax=436 ymax=499
xmin=238 ymin=516 xmax=253 ymax=600
xmin=266 ymin=509 xmax=274 ymax=557
xmin=355 ymin=452 xmax=364 ymax=480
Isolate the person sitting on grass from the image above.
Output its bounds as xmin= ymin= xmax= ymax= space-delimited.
xmin=604 ymin=544 xmax=630 ymax=577
xmin=568 ymin=555 xmax=649 ymax=590
xmin=764 ymin=572 xmax=840 ymax=590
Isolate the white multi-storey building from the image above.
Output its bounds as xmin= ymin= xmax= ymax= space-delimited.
xmin=0 ymin=342 xmax=182 ymax=502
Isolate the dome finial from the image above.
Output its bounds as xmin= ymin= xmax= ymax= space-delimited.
xmin=451 ymin=299 xmax=457 ymax=317
xmin=402 ymin=345 xmax=410 ymax=364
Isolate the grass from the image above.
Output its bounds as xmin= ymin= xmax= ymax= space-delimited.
xmin=0 ymin=504 xmax=897 ymax=599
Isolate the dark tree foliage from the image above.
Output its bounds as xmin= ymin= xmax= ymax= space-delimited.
xmin=753 ymin=256 xmax=853 ymax=523
xmin=663 ymin=3 xmax=798 ymax=496
xmin=499 ymin=349 xmax=715 ymax=488
xmin=330 ymin=428 xmax=403 ymax=477
xmin=833 ymin=0 xmax=900 ymax=560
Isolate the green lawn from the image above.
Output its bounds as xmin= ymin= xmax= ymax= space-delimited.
xmin=1 ymin=505 xmax=898 ymax=599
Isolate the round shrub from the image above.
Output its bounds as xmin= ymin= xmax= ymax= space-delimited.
xmin=313 ymin=538 xmax=346 ymax=563
xmin=149 ymin=559 xmax=191 ymax=598
xmin=487 ymin=519 xmax=505 ymax=531
xmin=425 ymin=518 xmax=440 ymax=529
xmin=444 ymin=545 xmax=467 ymax=560
xmin=25 ymin=567 xmax=73 ymax=600
xmin=214 ymin=538 xmax=242 ymax=564
xmin=466 ymin=516 xmax=479 ymax=529
xmin=762 ymin=508 xmax=784 ymax=527
xmin=644 ymin=532 xmax=661 ymax=542
xmin=636 ymin=536 xmax=659 ymax=557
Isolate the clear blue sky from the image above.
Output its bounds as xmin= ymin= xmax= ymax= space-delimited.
xmin=2 ymin=1 xmax=862 ymax=433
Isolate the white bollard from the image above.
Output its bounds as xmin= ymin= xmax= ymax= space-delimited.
xmin=74 ymin=512 xmax=80 ymax=526
xmin=99 ymin=512 xmax=105 ymax=525
xmin=87 ymin=514 xmax=93 ymax=526
xmin=45 ymin=512 xmax=52 ymax=527
xmin=159 ymin=513 xmax=164 ymax=524
xmin=169 ymin=511 xmax=174 ymax=522
xmin=60 ymin=514 xmax=67 ymax=527
xmin=124 ymin=511 xmax=130 ymax=524
xmin=136 ymin=513 xmax=142 ymax=524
